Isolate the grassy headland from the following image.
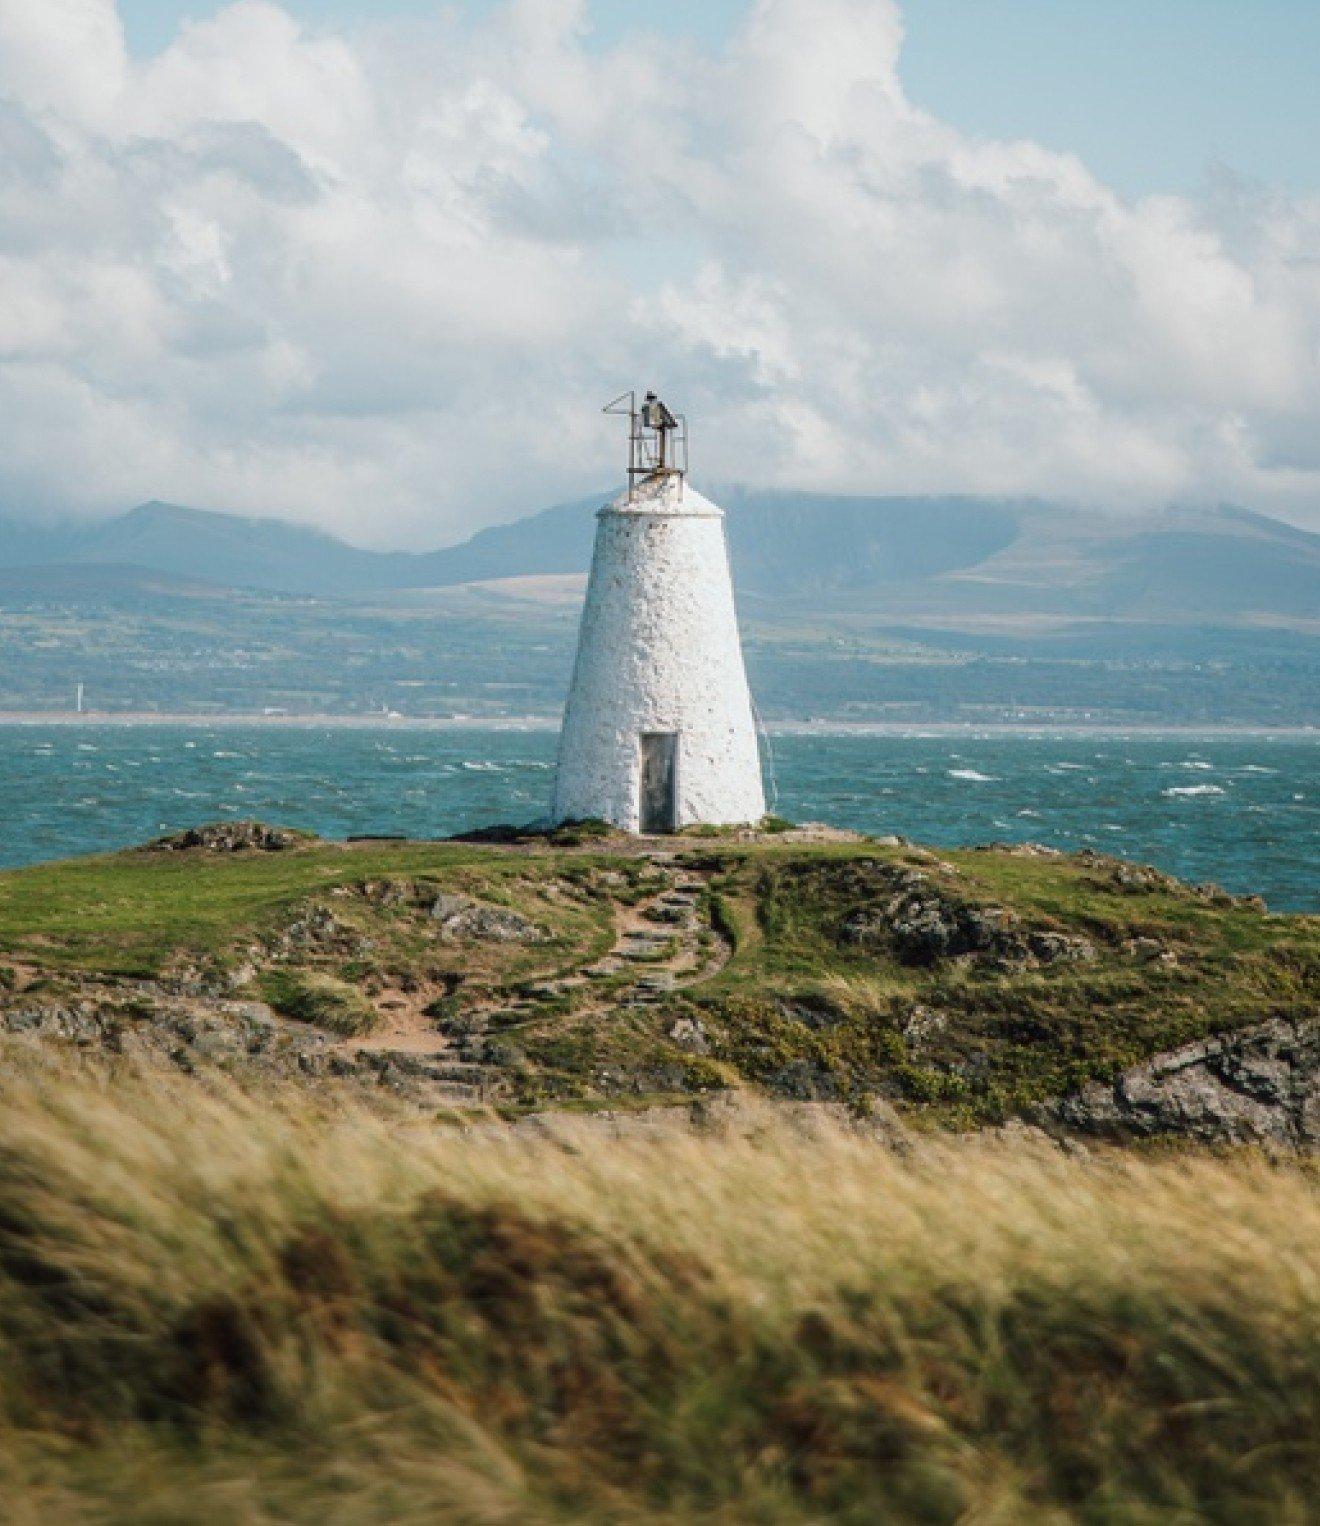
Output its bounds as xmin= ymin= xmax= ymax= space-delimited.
xmin=0 ymin=825 xmax=1312 ymax=1125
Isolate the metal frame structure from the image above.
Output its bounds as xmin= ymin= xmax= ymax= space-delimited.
xmin=603 ymin=390 xmax=689 ymax=500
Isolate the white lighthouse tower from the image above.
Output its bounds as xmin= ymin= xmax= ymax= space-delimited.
xmin=553 ymin=392 xmax=765 ymax=833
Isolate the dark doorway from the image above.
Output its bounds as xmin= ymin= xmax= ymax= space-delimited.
xmin=639 ymin=732 xmax=679 ymax=833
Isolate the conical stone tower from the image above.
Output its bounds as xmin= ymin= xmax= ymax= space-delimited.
xmin=553 ymin=398 xmax=765 ymax=833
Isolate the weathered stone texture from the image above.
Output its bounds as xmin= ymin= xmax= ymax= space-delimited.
xmin=554 ymin=475 xmax=765 ymax=831
xmin=150 ymin=820 xmax=305 ymax=853
xmin=1050 ymin=1017 xmax=1320 ymax=1148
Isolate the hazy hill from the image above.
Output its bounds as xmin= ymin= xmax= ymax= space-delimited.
xmin=2 ymin=491 xmax=1317 ymax=725
xmin=1 ymin=492 xmax=1316 ymax=627
xmin=0 ymin=501 xmax=427 ymax=596
xmin=0 ymin=497 xmax=601 ymax=598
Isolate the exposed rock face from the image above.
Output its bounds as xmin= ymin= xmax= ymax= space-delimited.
xmin=429 ymin=894 xmax=547 ymax=944
xmin=1050 ymin=1017 xmax=1320 ymax=1149
xmin=1065 ymin=849 xmax=1267 ymax=910
xmin=2 ymin=999 xmax=288 ymax=1065
xmin=152 ymin=820 xmax=307 ymax=853
xmin=978 ymin=842 xmax=1064 ymax=860
xmin=0 ymin=997 xmax=494 ymax=1106
xmin=273 ymin=905 xmax=373 ymax=959
xmin=667 ymin=1016 xmax=710 ymax=1054
xmin=841 ymin=867 xmax=1096 ymax=969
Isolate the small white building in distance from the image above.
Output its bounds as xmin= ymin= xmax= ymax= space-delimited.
xmin=553 ymin=391 xmax=766 ymax=833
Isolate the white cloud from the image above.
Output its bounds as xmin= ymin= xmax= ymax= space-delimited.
xmin=0 ymin=0 xmax=1317 ymax=545
xmin=0 ymin=0 xmax=128 ymax=125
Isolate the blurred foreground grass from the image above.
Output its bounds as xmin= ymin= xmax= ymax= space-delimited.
xmin=0 ymin=1067 xmax=1317 ymax=1523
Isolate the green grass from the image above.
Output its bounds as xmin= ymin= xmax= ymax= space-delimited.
xmin=0 ymin=833 xmax=1314 ymax=1124
xmin=0 ymin=839 xmax=619 ymax=983
xmin=0 ymin=1068 xmax=1317 ymax=1522
xmin=683 ymin=843 xmax=1320 ymax=1122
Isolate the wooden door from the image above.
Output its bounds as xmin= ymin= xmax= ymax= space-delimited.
xmin=639 ymin=732 xmax=678 ymax=833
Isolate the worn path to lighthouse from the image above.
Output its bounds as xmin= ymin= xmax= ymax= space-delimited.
xmin=340 ymin=849 xmax=732 ymax=1100
xmin=554 ymin=472 xmax=766 ymax=832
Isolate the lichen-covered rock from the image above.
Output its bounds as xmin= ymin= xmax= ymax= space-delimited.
xmin=273 ymin=905 xmax=373 ymax=958
xmin=1048 ymin=1017 xmax=1320 ymax=1149
xmin=150 ymin=820 xmax=308 ymax=853
xmin=3 ymin=1003 xmax=112 ymax=1046
xmin=899 ymin=1004 xmax=948 ymax=1045
xmin=841 ymin=867 xmax=1095 ymax=968
xmin=1024 ymin=930 xmax=1097 ymax=964
xmin=429 ymin=894 xmax=547 ymax=944
xmin=668 ymin=1016 xmax=710 ymax=1054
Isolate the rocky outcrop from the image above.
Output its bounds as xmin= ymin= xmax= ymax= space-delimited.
xmin=151 ymin=820 xmax=309 ymax=853
xmin=271 ymin=905 xmax=374 ymax=959
xmin=2 ymin=998 xmax=296 ymax=1066
xmin=1059 ymin=848 xmax=1269 ymax=910
xmin=1048 ymin=1017 xmax=1320 ymax=1149
xmin=0 ymin=996 xmax=495 ymax=1105
xmin=429 ymin=894 xmax=547 ymax=944
xmin=667 ymin=1016 xmax=710 ymax=1054
xmin=841 ymin=867 xmax=1096 ymax=969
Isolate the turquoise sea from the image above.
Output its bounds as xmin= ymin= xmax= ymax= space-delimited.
xmin=1 ymin=725 xmax=1316 ymax=910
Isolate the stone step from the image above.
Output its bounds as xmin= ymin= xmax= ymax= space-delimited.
xmin=482 ymin=1008 xmax=533 ymax=1029
xmin=642 ymin=907 xmax=688 ymax=925
xmin=355 ymin=1050 xmax=485 ymax=1080
xmin=634 ymin=972 xmax=677 ymax=991
xmin=431 ymin=1081 xmax=489 ymax=1103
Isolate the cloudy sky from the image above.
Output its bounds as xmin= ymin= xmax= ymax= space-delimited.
xmin=2 ymin=0 xmax=1319 ymax=547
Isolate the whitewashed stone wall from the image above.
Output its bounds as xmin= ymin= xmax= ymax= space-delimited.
xmin=553 ymin=474 xmax=766 ymax=831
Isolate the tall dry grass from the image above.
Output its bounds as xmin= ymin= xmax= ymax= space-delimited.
xmin=0 ymin=1065 xmax=1317 ymax=1522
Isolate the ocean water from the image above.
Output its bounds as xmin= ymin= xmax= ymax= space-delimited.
xmin=0 ymin=725 xmax=1316 ymax=909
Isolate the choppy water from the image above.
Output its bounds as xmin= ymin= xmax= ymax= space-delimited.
xmin=1 ymin=725 xmax=1316 ymax=909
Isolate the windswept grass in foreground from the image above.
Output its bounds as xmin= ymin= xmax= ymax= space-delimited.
xmin=0 ymin=1071 xmax=1317 ymax=1522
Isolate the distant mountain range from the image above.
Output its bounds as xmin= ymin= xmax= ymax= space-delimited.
xmin=2 ymin=491 xmax=1317 ymax=725
xmin=1 ymin=491 xmax=1317 ymax=628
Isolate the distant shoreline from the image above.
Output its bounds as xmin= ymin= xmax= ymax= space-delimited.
xmin=0 ymin=711 xmax=1316 ymax=739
